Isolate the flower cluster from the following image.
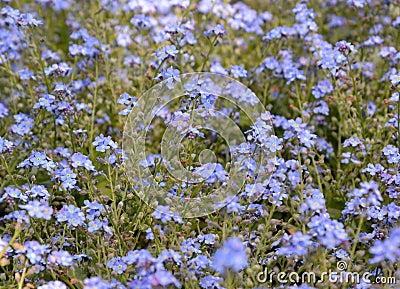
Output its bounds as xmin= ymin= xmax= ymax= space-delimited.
xmin=0 ymin=0 xmax=399 ymax=289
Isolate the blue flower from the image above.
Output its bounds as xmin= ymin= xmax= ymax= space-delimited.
xmin=153 ymin=205 xmax=182 ymax=224
xmin=313 ymin=100 xmax=329 ymax=115
xmin=335 ymin=249 xmax=349 ymax=259
xmin=277 ymin=232 xmax=313 ymax=256
xmin=312 ymin=79 xmax=333 ymax=99
xmin=382 ymin=144 xmax=398 ymax=157
xmin=4 ymin=210 xmax=30 ymax=223
xmin=303 ymin=195 xmax=326 ymax=212
xmin=123 ymin=249 xmax=155 ymax=267
xmin=116 ymin=30 xmax=132 ymax=47
xmin=56 ymin=204 xmax=84 ymax=228
xmin=170 ymin=111 xmax=190 ymax=130
xmin=118 ymin=92 xmax=137 ymax=116
xmin=34 ymin=94 xmax=56 ymax=111
xmin=88 ymin=219 xmax=102 ymax=233
xmin=71 ymin=152 xmax=95 ymax=171
xmin=10 ymin=113 xmax=33 ymax=136
xmin=244 ymin=183 xmax=265 ymax=198
xmin=1 ymin=186 xmax=27 ymax=202
xmin=0 ymin=103 xmax=8 ymax=118
xmin=370 ymin=228 xmax=400 ymax=263
xmin=156 ymin=45 xmax=178 ymax=61
xmin=83 ymin=277 xmax=109 ymax=289
xmin=107 ymin=257 xmax=127 ymax=274
xmin=319 ymin=48 xmax=345 ymax=69
xmin=362 ymin=163 xmax=385 ymax=176
xmin=201 ymin=93 xmax=216 ymax=109
xmin=263 ymin=26 xmax=285 ymax=42
xmin=17 ymin=13 xmax=42 ymax=27
xmin=128 ymin=279 xmax=152 ymax=289
xmin=23 ymin=240 xmax=49 ymax=264
xmin=158 ymin=66 xmax=181 ymax=88
xmin=54 ymin=167 xmax=77 ymax=190
xmin=92 ymin=134 xmax=118 ymax=152
xmin=18 ymin=69 xmax=34 ymax=80
xmin=204 ymin=24 xmax=227 ymax=37
xmin=38 ymin=281 xmax=67 ymax=289
xmin=343 ymin=137 xmax=363 ymax=147
xmin=44 ymin=62 xmax=71 ymax=78
xmin=152 ymin=270 xmax=181 ymax=288
xmin=130 ymin=14 xmax=152 ymax=30
xmin=336 ymin=40 xmax=357 ymax=54
xmin=31 ymin=151 xmax=47 ymax=167
xmin=200 ymin=275 xmax=222 ymax=289
xmin=48 ymin=250 xmax=73 ymax=266
xmin=117 ymin=92 xmax=135 ymax=105
xmin=212 ymin=237 xmax=248 ymax=274
xmin=203 ymin=234 xmax=216 ymax=245
xmin=20 ymin=200 xmax=53 ymax=220
xmin=230 ymin=65 xmax=247 ymax=78
xmin=298 ymin=130 xmax=316 ymax=148
xmin=188 ymin=254 xmax=211 ymax=271
xmin=347 ymin=0 xmax=366 ymax=8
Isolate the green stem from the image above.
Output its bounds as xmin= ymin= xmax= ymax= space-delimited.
xmin=397 ymin=95 xmax=400 ymax=149
xmin=201 ymin=36 xmax=218 ymax=72
xmin=0 ymin=224 xmax=22 ymax=259
xmin=89 ymin=59 xmax=100 ymax=158
xmin=347 ymin=56 xmax=365 ymax=137
xmin=350 ymin=214 xmax=364 ymax=260
xmin=17 ymin=260 xmax=28 ymax=289
xmin=312 ymin=155 xmax=323 ymax=192
xmin=1 ymin=156 xmax=19 ymax=187
xmin=150 ymin=58 xmax=167 ymax=88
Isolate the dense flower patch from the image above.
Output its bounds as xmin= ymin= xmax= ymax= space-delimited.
xmin=0 ymin=0 xmax=399 ymax=288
